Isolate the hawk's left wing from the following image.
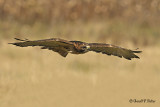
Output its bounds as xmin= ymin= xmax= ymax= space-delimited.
xmin=88 ymin=43 xmax=142 ymax=60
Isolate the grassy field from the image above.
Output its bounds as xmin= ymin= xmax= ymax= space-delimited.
xmin=0 ymin=37 xmax=160 ymax=107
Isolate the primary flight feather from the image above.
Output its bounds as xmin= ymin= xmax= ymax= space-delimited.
xmin=9 ymin=38 xmax=142 ymax=60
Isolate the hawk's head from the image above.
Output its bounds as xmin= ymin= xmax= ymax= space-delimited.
xmin=78 ymin=45 xmax=90 ymax=53
xmin=80 ymin=45 xmax=90 ymax=50
xmin=71 ymin=41 xmax=90 ymax=53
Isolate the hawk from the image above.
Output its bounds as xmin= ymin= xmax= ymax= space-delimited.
xmin=9 ymin=38 xmax=142 ymax=60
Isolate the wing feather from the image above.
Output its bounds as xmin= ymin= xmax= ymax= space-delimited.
xmin=88 ymin=43 xmax=142 ymax=60
xmin=9 ymin=38 xmax=74 ymax=57
xmin=41 ymin=46 xmax=68 ymax=57
xmin=9 ymin=38 xmax=73 ymax=48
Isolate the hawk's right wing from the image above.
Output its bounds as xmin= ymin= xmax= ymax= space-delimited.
xmin=9 ymin=38 xmax=75 ymax=57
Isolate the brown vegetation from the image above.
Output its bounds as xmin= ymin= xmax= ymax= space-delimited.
xmin=0 ymin=0 xmax=160 ymax=46
xmin=0 ymin=0 xmax=160 ymax=22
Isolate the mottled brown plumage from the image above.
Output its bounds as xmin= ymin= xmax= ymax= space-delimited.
xmin=9 ymin=38 xmax=142 ymax=60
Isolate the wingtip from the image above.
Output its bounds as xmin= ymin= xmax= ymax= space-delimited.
xmin=14 ymin=38 xmax=21 ymax=41
xmin=8 ymin=42 xmax=17 ymax=46
xmin=8 ymin=38 xmax=22 ymax=44
xmin=132 ymin=50 xmax=142 ymax=53
xmin=8 ymin=42 xmax=16 ymax=45
xmin=14 ymin=38 xmax=29 ymax=41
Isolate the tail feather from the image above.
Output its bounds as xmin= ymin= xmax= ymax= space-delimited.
xmin=14 ymin=38 xmax=29 ymax=41
xmin=132 ymin=50 xmax=142 ymax=53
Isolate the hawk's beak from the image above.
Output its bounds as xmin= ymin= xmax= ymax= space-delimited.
xmin=86 ymin=45 xmax=90 ymax=49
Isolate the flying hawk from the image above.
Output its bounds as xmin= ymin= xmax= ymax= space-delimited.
xmin=9 ymin=38 xmax=142 ymax=60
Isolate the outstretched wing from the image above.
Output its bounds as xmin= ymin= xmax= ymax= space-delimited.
xmin=9 ymin=38 xmax=74 ymax=57
xmin=88 ymin=43 xmax=142 ymax=60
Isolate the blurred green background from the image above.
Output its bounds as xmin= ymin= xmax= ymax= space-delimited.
xmin=0 ymin=0 xmax=160 ymax=107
